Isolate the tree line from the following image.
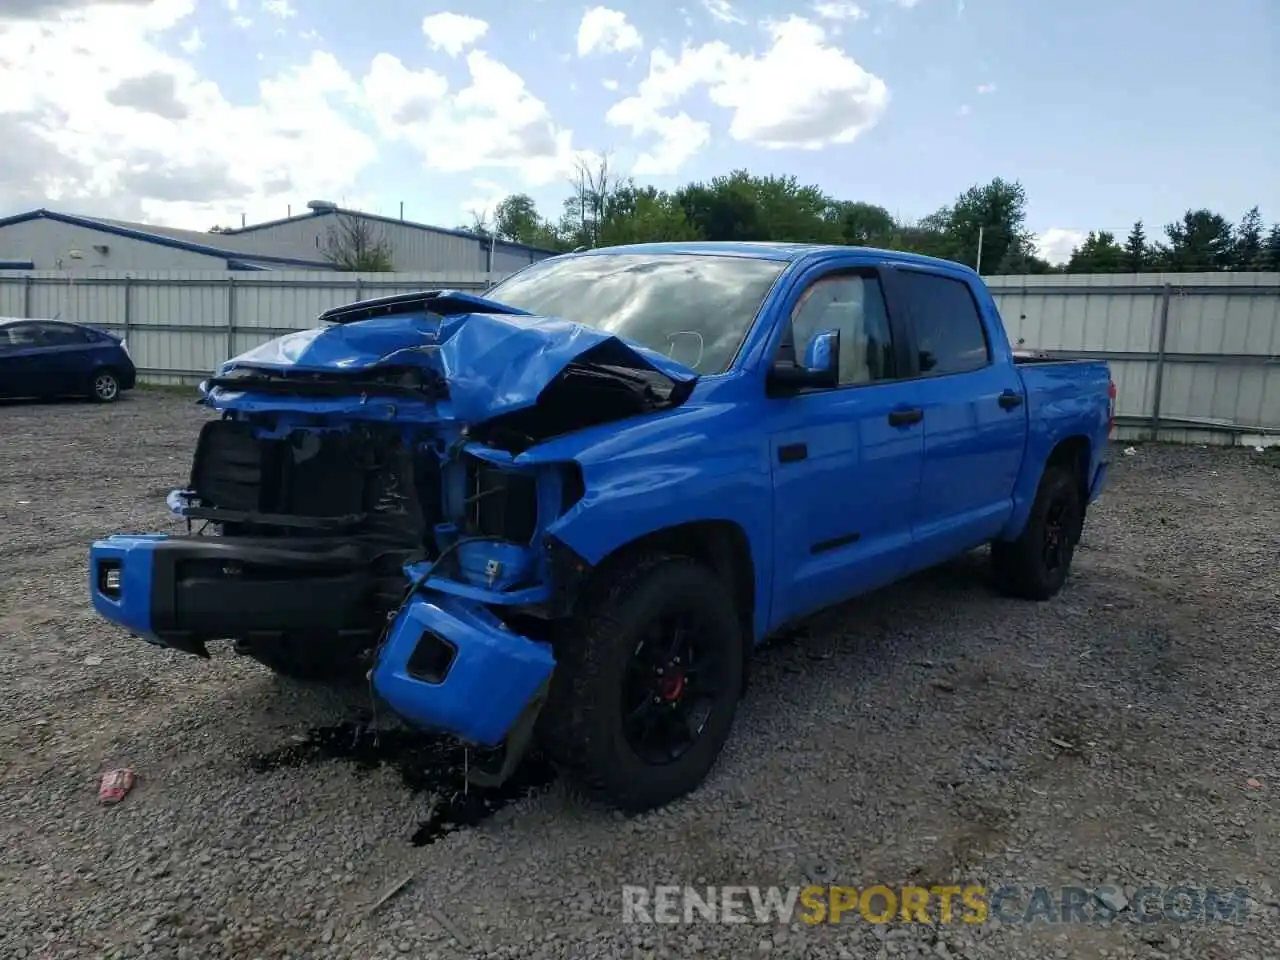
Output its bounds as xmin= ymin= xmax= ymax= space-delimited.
xmin=467 ymin=156 xmax=1280 ymax=275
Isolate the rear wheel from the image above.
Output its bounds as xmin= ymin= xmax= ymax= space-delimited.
xmin=991 ymin=465 xmax=1083 ymax=600
xmin=89 ymin=369 xmax=120 ymax=403
xmin=537 ymin=554 xmax=745 ymax=812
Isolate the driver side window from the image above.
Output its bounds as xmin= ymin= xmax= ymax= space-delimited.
xmin=781 ymin=273 xmax=896 ymax=386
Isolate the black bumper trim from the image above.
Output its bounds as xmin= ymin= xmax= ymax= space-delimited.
xmin=149 ymin=536 xmax=382 ymax=646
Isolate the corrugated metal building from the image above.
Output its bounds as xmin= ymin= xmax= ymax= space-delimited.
xmin=217 ymin=203 xmax=557 ymax=274
xmin=0 ymin=204 xmax=558 ymax=274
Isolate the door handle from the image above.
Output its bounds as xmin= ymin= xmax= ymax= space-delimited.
xmin=887 ymin=407 xmax=923 ymax=427
xmin=998 ymin=390 xmax=1024 ymax=410
xmin=778 ymin=442 xmax=808 ymax=463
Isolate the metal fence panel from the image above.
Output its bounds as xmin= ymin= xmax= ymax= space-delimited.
xmin=2 ymin=268 xmax=1277 ymax=444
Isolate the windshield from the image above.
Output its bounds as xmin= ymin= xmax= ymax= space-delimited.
xmin=484 ymin=253 xmax=787 ymax=374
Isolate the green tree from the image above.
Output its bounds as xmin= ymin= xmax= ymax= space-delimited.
xmin=1264 ymin=224 xmax=1280 ymax=271
xmin=1163 ymin=209 xmax=1235 ymax=271
xmin=1233 ymin=206 xmax=1266 ymax=270
xmin=1066 ymin=230 xmax=1126 ymax=273
xmin=493 ymin=194 xmax=543 ymax=245
xmin=675 ymin=178 xmax=764 ymax=241
xmin=485 ymin=157 xmax=1272 ymax=275
xmin=1122 ymin=220 xmax=1149 ymax=272
xmin=943 ymin=177 xmax=1037 ymax=273
xmin=599 ymin=184 xmax=701 ymax=244
xmin=835 ymin=201 xmax=897 ymax=247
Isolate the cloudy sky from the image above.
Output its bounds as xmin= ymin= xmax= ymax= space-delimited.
xmin=1 ymin=0 xmax=1276 ymax=263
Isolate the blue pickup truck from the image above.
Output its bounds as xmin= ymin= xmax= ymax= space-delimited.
xmin=89 ymin=242 xmax=1114 ymax=811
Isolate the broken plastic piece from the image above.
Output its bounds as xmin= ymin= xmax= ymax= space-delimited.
xmin=98 ymin=768 xmax=135 ymax=804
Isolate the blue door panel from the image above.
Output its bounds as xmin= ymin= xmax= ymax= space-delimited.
xmin=769 ymin=380 xmax=924 ymax=627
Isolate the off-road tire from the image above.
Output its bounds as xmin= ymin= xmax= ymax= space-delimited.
xmin=991 ymin=464 xmax=1084 ymax=601
xmin=537 ymin=554 xmax=745 ymax=812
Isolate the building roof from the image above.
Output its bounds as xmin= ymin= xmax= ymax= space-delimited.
xmin=220 ymin=205 xmax=561 ymax=259
xmin=0 ymin=209 xmax=334 ymax=269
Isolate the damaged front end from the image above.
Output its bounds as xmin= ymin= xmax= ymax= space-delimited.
xmin=89 ymin=290 xmax=697 ymax=775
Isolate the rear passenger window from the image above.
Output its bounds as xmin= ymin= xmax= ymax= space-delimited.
xmin=899 ymin=271 xmax=990 ymax=375
xmin=36 ymin=324 xmax=90 ymax=345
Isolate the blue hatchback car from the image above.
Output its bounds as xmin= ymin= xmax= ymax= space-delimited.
xmin=0 ymin=317 xmax=137 ymax=403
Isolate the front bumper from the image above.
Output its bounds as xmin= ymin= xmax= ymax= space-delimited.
xmin=89 ymin=533 xmax=555 ymax=747
xmin=90 ymin=533 xmax=379 ymax=657
xmin=371 ymin=594 xmax=554 ymax=747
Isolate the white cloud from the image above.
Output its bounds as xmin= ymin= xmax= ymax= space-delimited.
xmin=812 ymin=1 xmax=867 ymax=19
xmin=460 ymin=178 xmax=509 ymax=222
xmin=0 ymin=0 xmax=378 ymax=227
xmin=602 ymin=78 xmax=619 ymax=91
xmin=178 ymin=27 xmax=202 ymax=53
xmin=421 ymin=12 xmax=489 ymax=57
xmin=232 ymin=14 xmax=252 ymax=28
xmin=701 ymin=0 xmax=745 ymax=24
xmin=262 ymin=0 xmax=295 ymax=18
xmin=976 ymin=82 xmax=996 ymax=94
xmin=957 ymin=103 xmax=971 ymax=116
xmin=1035 ymin=228 xmax=1086 ymax=265
xmin=606 ymin=16 xmax=887 ymax=173
xmin=576 ymin=7 xmax=642 ymax=57
xmin=891 ymin=0 xmax=922 ymax=7
xmin=361 ymin=50 xmax=580 ymax=187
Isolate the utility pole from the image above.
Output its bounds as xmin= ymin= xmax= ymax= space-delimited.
xmin=975 ymin=225 xmax=985 ymax=274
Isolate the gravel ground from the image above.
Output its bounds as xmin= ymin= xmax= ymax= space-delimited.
xmin=2 ymin=390 xmax=1278 ymax=960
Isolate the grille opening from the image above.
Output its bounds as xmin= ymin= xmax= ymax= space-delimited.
xmin=466 ymin=458 xmax=538 ymax=543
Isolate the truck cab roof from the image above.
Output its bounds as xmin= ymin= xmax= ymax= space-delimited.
xmin=560 ymin=240 xmax=981 ymax=276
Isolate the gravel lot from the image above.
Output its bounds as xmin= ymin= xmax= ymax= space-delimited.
xmin=2 ymin=390 xmax=1278 ymax=960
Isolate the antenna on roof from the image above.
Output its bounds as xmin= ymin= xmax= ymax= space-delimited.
xmin=400 ymin=201 xmax=404 ymax=221
xmin=287 ymin=204 xmax=292 ymax=217
xmin=241 ymin=213 xmax=246 ymax=228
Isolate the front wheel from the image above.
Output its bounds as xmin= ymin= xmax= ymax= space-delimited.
xmin=537 ymin=554 xmax=745 ymax=812
xmin=991 ymin=464 xmax=1084 ymax=601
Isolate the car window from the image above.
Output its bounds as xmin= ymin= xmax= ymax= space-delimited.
xmin=898 ymin=271 xmax=991 ymax=375
xmin=781 ymin=273 xmax=897 ymax=386
xmin=0 ymin=324 xmax=43 ymax=348
xmin=483 ymin=253 xmax=787 ymax=375
xmin=35 ymin=323 xmax=90 ymax=346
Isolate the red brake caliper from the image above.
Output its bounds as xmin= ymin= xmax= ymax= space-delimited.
xmin=657 ymin=669 xmax=685 ymax=701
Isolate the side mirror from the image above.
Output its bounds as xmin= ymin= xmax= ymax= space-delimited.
xmin=767 ymin=329 xmax=840 ymax=395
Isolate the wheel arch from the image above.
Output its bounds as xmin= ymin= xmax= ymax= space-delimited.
xmin=999 ymin=432 xmax=1093 ymax=542
xmin=554 ymin=519 xmax=757 ymax=692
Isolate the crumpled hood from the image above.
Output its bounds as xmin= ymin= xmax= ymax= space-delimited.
xmin=211 ymin=292 xmax=699 ymax=423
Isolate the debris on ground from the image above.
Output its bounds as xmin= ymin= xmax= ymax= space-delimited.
xmin=97 ymin=768 xmax=135 ymax=804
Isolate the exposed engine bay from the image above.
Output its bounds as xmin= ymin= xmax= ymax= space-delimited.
xmin=160 ymin=410 xmax=576 ymax=663
xmin=89 ymin=290 xmax=702 ymax=770
xmin=154 ymin=310 xmax=695 ymax=667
